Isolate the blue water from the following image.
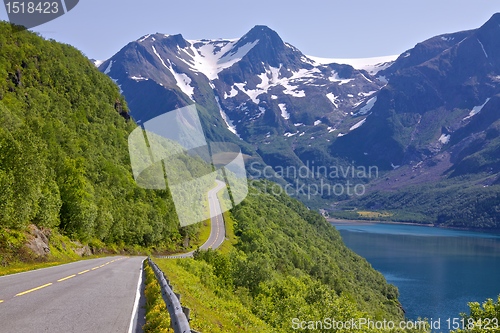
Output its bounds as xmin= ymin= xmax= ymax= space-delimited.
xmin=333 ymin=222 xmax=500 ymax=321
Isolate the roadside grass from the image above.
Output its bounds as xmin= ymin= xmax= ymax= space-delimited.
xmin=0 ymin=228 xmax=139 ymax=277
xmin=142 ymin=262 xmax=173 ymax=333
xmin=214 ymin=186 xmax=238 ymax=254
xmin=217 ymin=211 xmax=237 ymax=255
xmin=154 ymin=258 xmax=274 ymax=333
xmin=0 ymin=229 xmax=79 ymax=276
xmin=188 ymin=219 xmax=211 ymax=250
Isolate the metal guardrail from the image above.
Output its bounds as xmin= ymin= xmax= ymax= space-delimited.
xmin=147 ymin=257 xmax=192 ymax=333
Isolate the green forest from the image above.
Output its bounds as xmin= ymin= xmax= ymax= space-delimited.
xmin=192 ymin=183 xmax=406 ymax=328
xmin=0 ymin=22 xmax=197 ymax=257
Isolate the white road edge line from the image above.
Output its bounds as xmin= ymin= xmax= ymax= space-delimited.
xmin=128 ymin=259 xmax=144 ymax=333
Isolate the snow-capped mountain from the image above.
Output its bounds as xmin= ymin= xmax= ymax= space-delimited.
xmin=97 ymin=13 xmax=500 ymax=227
xmin=99 ymin=25 xmax=393 ymax=177
xmin=100 ymin=14 xmax=500 ymax=209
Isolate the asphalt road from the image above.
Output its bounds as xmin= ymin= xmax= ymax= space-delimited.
xmin=0 ymin=256 xmax=145 ymax=333
xmin=166 ymin=179 xmax=227 ymax=259
xmin=200 ymin=179 xmax=227 ymax=250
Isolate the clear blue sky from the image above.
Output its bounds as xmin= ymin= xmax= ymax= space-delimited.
xmin=1 ymin=0 xmax=499 ymax=60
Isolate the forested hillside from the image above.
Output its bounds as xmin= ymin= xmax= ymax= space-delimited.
xmin=0 ymin=22 xmax=189 ymax=250
xmin=154 ymin=182 xmax=416 ymax=332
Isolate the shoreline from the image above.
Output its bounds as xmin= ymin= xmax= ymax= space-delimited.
xmin=327 ymin=217 xmax=500 ymax=235
xmin=327 ymin=218 xmax=435 ymax=227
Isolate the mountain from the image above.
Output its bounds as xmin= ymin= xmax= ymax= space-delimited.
xmin=100 ymin=14 xmax=500 ymax=229
xmin=330 ymin=13 xmax=500 ymax=229
xmin=98 ymin=26 xmax=391 ymax=185
xmin=332 ymin=13 xmax=500 ymax=169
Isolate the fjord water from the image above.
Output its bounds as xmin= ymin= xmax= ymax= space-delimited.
xmin=333 ymin=222 xmax=500 ymax=321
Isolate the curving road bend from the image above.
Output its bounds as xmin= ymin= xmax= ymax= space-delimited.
xmin=0 ymin=256 xmax=145 ymax=333
xmin=164 ymin=179 xmax=227 ymax=259
xmin=201 ymin=179 xmax=227 ymax=251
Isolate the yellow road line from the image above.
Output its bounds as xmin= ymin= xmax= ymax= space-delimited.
xmin=91 ymin=267 xmax=99 ymax=270
xmin=57 ymin=274 xmax=76 ymax=282
xmin=16 ymin=283 xmax=52 ymax=297
xmin=0 ymin=300 xmax=4 ymax=303
xmin=77 ymin=269 xmax=90 ymax=275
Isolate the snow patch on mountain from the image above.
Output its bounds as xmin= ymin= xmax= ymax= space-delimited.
xmin=282 ymin=85 xmax=306 ymax=97
xmin=229 ymin=66 xmax=310 ymax=103
xmin=224 ymin=86 xmax=239 ymax=99
xmin=94 ymin=59 xmax=104 ymax=67
xmin=307 ymin=55 xmax=398 ymax=75
xmin=138 ymin=34 xmax=151 ymax=43
xmin=179 ymin=39 xmax=259 ymax=80
xmin=438 ymin=134 xmax=450 ymax=144
xmin=360 ymin=73 xmax=373 ymax=83
xmin=326 ymin=93 xmax=339 ymax=108
xmin=152 ymin=46 xmax=195 ymax=99
xmin=104 ymin=60 xmax=113 ymax=75
xmin=257 ymin=65 xmax=281 ymax=89
xmin=357 ymin=97 xmax=377 ymax=115
xmin=234 ymin=83 xmax=262 ymax=104
xmin=329 ymin=72 xmax=354 ymax=85
xmin=131 ymin=76 xmax=149 ymax=81
xmin=350 ymin=118 xmax=366 ymax=131
xmin=477 ymin=39 xmax=488 ymax=58
xmin=360 ymin=91 xmax=377 ymax=97
xmin=216 ymin=97 xmax=241 ymax=138
xmin=173 ymin=72 xmax=194 ymax=98
xmin=279 ymin=104 xmax=290 ymax=120
xmin=463 ymin=98 xmax=491 ymax=120
xmin=377 ymin=75 xmax=388 ymax=84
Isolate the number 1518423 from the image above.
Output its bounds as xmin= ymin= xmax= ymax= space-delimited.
xmin=5 ymin=2 xmax=60 ymax=14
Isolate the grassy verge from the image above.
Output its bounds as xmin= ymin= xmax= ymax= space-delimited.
xmin=154 ymin=258 xmax=274 ymax=333
xmin=188 ymin=219 xmax=211 ymax=250
xmin=142 ymin=261 xmax=173 ymax=333
xmin=0 ymin=227 xmax=147 ymax=276
xmin=217 ymin=211 xmax=237 ymax=255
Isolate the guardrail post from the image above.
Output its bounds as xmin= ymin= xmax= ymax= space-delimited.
xmin=182 ymin=307 xmax=191 ymax=321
